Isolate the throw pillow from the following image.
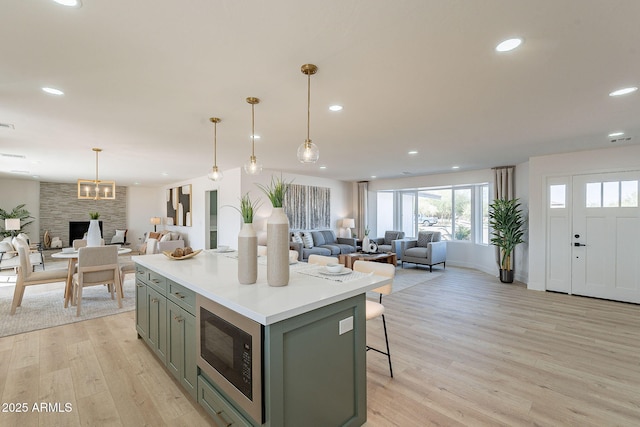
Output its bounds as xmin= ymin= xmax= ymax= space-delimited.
xmin=160 ymin=233 xmax=171 ymax=242
xmin=0 ymin=241 xmax=15 ymax=259
xmin=110 ymin=229 xmax=126 ymax=244
xmin=417 ymin=232 xmax=435 ymax=247
xmin=384 ymin=231 xmax=399 ymax=245
xmin=291 ymin=231 xmax=303 ymax=245
xmin=148 ymin=231 xmax=161 ymax=240
xmin=302 ymin=232 xmax=314 ymax=249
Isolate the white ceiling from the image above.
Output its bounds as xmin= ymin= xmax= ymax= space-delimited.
xmin=1 ymin=0 xmax=639 ymax=187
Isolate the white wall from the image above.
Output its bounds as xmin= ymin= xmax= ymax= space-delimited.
xmin=528 ymin=144 xmax=640 ymax=291
xmin=127 ymin=186 xmax=161 ymax=247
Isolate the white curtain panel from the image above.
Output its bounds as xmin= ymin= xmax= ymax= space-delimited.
xmin=357 ymin=181 xmax=368 ymax=239
xmin=492 ymin=165 xmax=515 ymax=268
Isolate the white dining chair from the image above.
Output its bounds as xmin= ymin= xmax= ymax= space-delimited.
xmin=352 ymin=260 xmax=395 ymax=377
xmin=72 ymin=245 xmax=122 ymax=316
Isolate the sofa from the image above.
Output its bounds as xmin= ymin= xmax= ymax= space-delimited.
xmin=290 ymin=229 xmax=357 ymax=262
xmin=0 ymin=234 xmax=45 ymax=271
xmin=373 ymin=230 xmax=406 ymax=257
xmin=400 ymin=231 xmax=447 ymax=272
xmin=138 ymin=230 xmax=184 ymax=254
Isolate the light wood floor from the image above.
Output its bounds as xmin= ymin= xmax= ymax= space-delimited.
xmin=1 ymin=267 xmax=639 ymax=426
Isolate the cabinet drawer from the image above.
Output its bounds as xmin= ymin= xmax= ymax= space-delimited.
xmin=147 ymin=271 xmax=167 ymax=295
xmin=167 ymin=280 xmax=195 ymax=315
xmin=135 ymin=264 xmax=149 ymax=284
xmin=198 ymin=375 xmax=252 ymax=427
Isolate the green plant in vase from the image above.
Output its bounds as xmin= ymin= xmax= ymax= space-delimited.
xmin=233 ymin=193 xmax=261 ymax=224
xmin=89 ymin=212 xmax=100 ymax=220
xmin=256 ymin=174 xmax=292 ymax=208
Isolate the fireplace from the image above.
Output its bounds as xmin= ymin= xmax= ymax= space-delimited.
xmin=69 ymin=221 xmax=102 ymax=245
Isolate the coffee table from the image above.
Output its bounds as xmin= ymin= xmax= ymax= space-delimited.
xmin=338 ymin=252 xmax=397 ymax=270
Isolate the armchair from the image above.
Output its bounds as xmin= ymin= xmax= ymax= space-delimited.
xmin=374 ymin=230 xmax=406 ymax=256
xmin=400 ymin=231 xmax=447 ymax=272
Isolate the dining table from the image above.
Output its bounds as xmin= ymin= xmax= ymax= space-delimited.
xmin=51 ymin=246 xmax=132 ymax=307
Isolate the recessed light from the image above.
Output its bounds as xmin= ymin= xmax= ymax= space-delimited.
xmin=329 ymin=105 xmax=343 ymax=112
xmin=161 ymin=172 xmax=168 ymax=176
xmin=370 ymin=175 xmax=376 ymax=179
xmin=319 ymin=165 xmax=327 ymax=169
xmin=496 ymin=38 xmax=523 ymax=52
xmin=452 ymin=165 xmax=460 ymax=169
xmin=53 ymin=0 xmax=82 ymax=7
xmin=408 ymin=150 xmax=418 ymax=155
xmin=608 ymin=131 xmax=624 ymax=137
xmin=251 ymin=135 xmax=260 ymax=139
xmin=42 ymin=87 xmax=64 ymax=96
xmin=609 ymin=87 xmax=638 ymax=97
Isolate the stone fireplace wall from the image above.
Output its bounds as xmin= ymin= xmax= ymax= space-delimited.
xmin=39 ymin=182 xmax=127 ymax=247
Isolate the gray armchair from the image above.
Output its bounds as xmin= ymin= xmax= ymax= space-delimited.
xmin=400 ymin=231 xmax=446 ymax=272
xmin=374 ymin=230 xmax=406 ymax=256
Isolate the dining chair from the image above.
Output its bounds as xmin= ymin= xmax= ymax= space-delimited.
xmin=308 ymin=254 xmax=340 ymax=266
xmin=352 ymin=260 xmax=395 ymax=377
xmin=10 ymin=245 xmax=69 ymax=315
xmin=73 ymin=238 xmax=105 ymax=249
xmin=72 ymin=245 xmax=122 ymax=316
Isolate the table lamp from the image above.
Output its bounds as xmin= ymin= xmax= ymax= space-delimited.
xmin=342 ymin=218 xmax=355 ymax=238
xmin=150 ymin=217 xmax=161 ymax=232
xmin=4 ymin=218 xmax=21 ymax=237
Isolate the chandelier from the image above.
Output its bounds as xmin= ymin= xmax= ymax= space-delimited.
xmin=77 ymin=148 xmax=116 ymax=200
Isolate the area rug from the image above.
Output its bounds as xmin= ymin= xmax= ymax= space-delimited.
xmin=0 ymin=274 xmax=136 ymax=338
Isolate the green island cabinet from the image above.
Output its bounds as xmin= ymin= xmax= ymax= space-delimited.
xmin=135 ymin=260 xmax=372 ymax=426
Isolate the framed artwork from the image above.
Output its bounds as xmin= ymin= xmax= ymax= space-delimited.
xmin=167 ymin=184 xmax=192 ymax=226
xmin=284 ymin=184 xmax=330 ymax=229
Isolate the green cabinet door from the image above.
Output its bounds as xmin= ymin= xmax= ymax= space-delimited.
xmin=135 ymin=279 xmax=148 ymax=339
xmin=167 ymin=300 xmax=197 ymax=399
xmin=147 ymin=286 xmax=167 ymax=363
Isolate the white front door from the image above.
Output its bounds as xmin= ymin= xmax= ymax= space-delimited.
xmin=571 ymin=171 xmax=640 ymax=302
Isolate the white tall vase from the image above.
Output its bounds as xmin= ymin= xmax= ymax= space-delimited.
xmin=266 ymin=207 xmax=289 ymax=287
xmin=237 ymin=222 xmax=258 ymax=285
xmin=86 ymin=219 xmax=102 ymax=247
xmin=362 ymin=235 xmax=370 ymax=253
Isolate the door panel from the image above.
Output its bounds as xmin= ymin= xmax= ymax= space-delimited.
xmin=571 ymin=171 xmax=640 ymax=303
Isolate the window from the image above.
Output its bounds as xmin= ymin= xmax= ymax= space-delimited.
xmin=375 ymin=183 xmax=489 ymax=243
xmin=549 ymin=184 xmax=566 ymax=209
xmin=586 ymin=180 xmax=638 ymax=208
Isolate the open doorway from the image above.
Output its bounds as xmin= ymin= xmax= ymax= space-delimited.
xmin=206 ymin=190 xmax=218 ymax=249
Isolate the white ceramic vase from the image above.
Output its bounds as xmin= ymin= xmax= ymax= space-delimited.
xmin=86 ymin=219 xmax=102 ymax=247
xmin=362 ymin=235 xmax=370 ymax=253
xmin=266 ymin=207 xmax=290 ymax=287
xmin=238 ymin=222 xmax=258 ymax=285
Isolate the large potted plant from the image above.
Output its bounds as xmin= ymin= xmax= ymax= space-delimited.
xmin=0 ymin=204 xmax=33 ymax=238
xmin=489 ymin=198 xmax=525 ymax=283
xmin=257 ymin=174 xmax=292 ymax=286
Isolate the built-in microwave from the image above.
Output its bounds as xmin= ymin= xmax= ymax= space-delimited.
xmin=196 ymin=295 xmax=264 ymax=424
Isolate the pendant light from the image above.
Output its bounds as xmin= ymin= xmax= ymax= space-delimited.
xmin=244 ymin=97 xmax=262 ymax=175
xmin=77 ymin=148 xmax=116 ymax=200
xmin=297 ymin=63 xmax=319 ymax=163
xmin=207 ymin=117 xmax=223 ymax=181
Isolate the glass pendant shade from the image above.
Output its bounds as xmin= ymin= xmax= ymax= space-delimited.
xmin=208 ymin=117 xmax=223 ymax=181
xmin=208 ymin=165 xmax=223 ymax=181
xmin=244 ymin=156 xmax=262 ymax=175
xmin=245 ymin=97 xmax=261 ymax=175
xmin=297 ymin=139 xmax=319 ymax=163
xmin=297 ymin=64 xmax=319 ymax=164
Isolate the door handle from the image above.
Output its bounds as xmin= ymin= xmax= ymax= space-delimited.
xmin=574 ymin=243 xmax=586 ymax=247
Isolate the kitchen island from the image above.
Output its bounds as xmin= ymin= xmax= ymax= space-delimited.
xmin=133 ymin=250 xmax=390 ymax=426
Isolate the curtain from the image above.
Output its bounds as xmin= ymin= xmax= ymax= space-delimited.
xmin=357 ymin=181 xmax=368 ymax=238
xmin=492 ymin=166 xmax=515 ymax=268
xmin=493 ymin=166 xmax=515 ymax=200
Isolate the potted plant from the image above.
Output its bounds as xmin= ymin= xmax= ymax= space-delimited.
xmin=0 ymin=204 xmax=33 ymax=238
xmin=87 ymin=211 xmax=102 ymax=246
xmin=233 ymin=193 xmax=261 ymax=285
xmin=488 ymin=198 xmax=525 ymax=283
xmin=256 ymin=174 xmax=292 ymax=286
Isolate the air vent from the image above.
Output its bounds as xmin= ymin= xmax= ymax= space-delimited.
xmin=1 ymin=153 xmax=26 ymax=159
xmin=610 ymin=137 xmax=633 ymax=143
xmin=10 ymin=170 xmax=30 ymax=174
xmin=0 ymin=123 xmax=15 ymax=129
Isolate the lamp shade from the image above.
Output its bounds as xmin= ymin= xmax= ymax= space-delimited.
xmin=4 ymin=218 xmax=21 ymax=231
xmin=150 ymin=217 xmax=161 ymax=226
xmin=342 ymin=218 xmax=355 ymax=229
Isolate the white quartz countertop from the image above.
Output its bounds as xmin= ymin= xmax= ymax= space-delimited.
xmin=133 ymin=250 xmax=390 ymax=325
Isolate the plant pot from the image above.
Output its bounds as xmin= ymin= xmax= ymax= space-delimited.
xmin=86 ymin=219 xmax=102 ymax=247
xmin=266 ymin=207 xmax=289 ymax=286
xmin=238 ymin=223 xmax=258 ymax=285
xmin=499 ymin=269 xmax=514 ymax=283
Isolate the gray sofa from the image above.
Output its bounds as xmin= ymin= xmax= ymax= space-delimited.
xmin=290 ymin=229 xmax=357 ymax=261
xmin=400 ymin=231 xmax=447 ymax=272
